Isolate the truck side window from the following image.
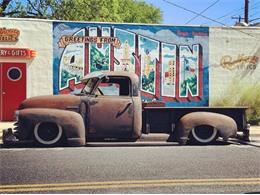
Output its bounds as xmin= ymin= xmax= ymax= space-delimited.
xmin=97 ymin=77 xmax=130 ymax=96
xmin=98 ymin=83 xmax=120 ymax=96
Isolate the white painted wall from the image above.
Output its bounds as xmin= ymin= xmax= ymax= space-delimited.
xmin=209 ymin=26 xmax=260 ymax=106
xmin=0 ymin=18 xmax=53 ymax=97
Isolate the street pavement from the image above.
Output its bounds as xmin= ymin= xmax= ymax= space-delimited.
xmin=1 ymin=121 xmax=260 ymax=193
xmin=1 ymin=144 xmax=260 ymax=193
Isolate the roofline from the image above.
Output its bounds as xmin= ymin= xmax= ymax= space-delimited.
xmin=1 ymin=17 xmax=260 ymax=29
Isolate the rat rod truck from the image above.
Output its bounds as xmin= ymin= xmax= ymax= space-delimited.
xmin=2 ymin=71 xmax=250 ymax=147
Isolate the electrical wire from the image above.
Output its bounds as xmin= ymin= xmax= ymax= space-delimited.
xmin=201 ymin=6 xmax=244 ymax=25
xmin=249 ymin=1 xmax=260 ymax=18
xmin=250 ymin=1 xmax=260 ymax=9
xmin=162 ymin=0 xmax=259 ymax=40
xmin=250 ymin=10 xmax=260 ymax=18
xmin=249 ymin=3 xmax=260 ymax=16
xmin=185 ymin=0 xmax=220 ymax=24
xmin=217 ymin=7 xmax=244 ymax=21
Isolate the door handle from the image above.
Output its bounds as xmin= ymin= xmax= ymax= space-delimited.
xmin=2 ymin=92 xmax=6 ymax=95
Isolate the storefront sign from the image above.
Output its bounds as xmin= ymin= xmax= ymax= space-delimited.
xmin=221 ymin=54 xmax=259 ymax=70
xmin=0 ymin=48 xmax=36 ymax=58
xmin=0 ymin=28 xmax=20 ymax=42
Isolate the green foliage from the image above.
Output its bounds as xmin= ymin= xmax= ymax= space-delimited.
xmin=1 ymin=0 xmax=162 ymax=24
xmin=1 ymin=0 xmax=52 ymax=17
xmin=211 ymin=79 xmax=260 ymax=125
xmin=118 ymin=0 xmax=163 ymax=23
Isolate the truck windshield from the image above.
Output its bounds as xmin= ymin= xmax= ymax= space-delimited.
xmin=82 ymin=78 xmax=98 ymax=94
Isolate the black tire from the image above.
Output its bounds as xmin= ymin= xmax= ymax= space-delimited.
xmin=189 ymin=125 xmax=218 ymax=145
xmin=33 ymin=122 xmax=63 ymax=147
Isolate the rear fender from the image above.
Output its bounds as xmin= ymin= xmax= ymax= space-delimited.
xmin=19 ymin=108 xmax=85 ymax=146
xmin=177 ymin=112 xmax=237 ymax=144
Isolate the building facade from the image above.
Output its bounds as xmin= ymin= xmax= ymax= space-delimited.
xmin=0 ymin=18 xmax=259 ymax=121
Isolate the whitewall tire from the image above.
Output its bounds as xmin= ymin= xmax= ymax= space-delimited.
xmin=34 ymin=122 xmax=63 ymax=146
xmin=191 ymin=125 xmax=218 ymax=144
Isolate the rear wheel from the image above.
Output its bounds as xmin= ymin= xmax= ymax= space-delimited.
xmin=34 ymin=122 xmax=63 ymax=146
xmin=190 ymin=125 xmax=218 ymax=144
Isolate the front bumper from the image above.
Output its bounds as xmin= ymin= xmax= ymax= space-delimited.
xmin=236 ymin=123 xmax=251 ymax=142
xmin=2 ymin=128 xmax=33 ymax=146
xmin=2 ymin=128 xmax=19 ymax=144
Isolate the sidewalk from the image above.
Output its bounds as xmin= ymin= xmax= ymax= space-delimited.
xmin=1 ymin=121 xmax=260 ymax=144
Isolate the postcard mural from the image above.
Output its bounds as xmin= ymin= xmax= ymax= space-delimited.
xmin=53 ymin=22 xmax=209 ymax=106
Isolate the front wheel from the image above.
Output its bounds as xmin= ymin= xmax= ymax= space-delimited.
xmin=34 ymin=122 xmax=63 ymax=146
xmin=190 ymin=125 xmax=218 ymax=144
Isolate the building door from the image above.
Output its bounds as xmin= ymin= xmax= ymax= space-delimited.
xmin=0 ymin=63 xmax=26 ymax=121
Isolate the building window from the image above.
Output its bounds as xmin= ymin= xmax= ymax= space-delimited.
xmin=7 ymin=67 xmax=22 ymax=81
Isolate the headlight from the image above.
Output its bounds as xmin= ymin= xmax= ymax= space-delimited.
xmin=14 ymin=110 xmax=20 ymax=121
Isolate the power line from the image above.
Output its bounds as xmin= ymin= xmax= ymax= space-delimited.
xmin=201 ymin=6 xmax=244 ymax=25
xmin=185 ymin=0 xmax=220 ymax=24
xmin=250 ymin=3 xmax=260 ymax=15
xmin=162 ymin=0 xmax=229 ymax=25
xmin=216 ymin=7 xmax=244 ymax=21
xmin=250 ymin=9 xmax=260 ymax=17
xmin=250 ymin=1 xmax=260 ymax=8
xmin=216 ymin=1 xmax=259 ymax=24
xmin=161 ymin=0 xmax=259 ymax=40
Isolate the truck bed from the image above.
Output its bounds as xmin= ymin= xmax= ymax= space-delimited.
xmin=142 ymin=106 xmax=248 ymax=134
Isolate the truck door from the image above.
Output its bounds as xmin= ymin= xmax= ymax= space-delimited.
xmin=88 ymin=76 xmax=134 ymax=138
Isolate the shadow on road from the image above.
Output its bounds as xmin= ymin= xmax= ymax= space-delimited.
xmin=1 ymin=138 xmax=259 ymax=149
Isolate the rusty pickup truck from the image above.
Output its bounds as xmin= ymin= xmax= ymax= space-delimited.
xmin=2 ymin=71 xmax=250 ymax=146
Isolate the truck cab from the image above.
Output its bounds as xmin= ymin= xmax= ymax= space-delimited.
xmin=79 ymin=71 xmax=142 ymax=140
xmin=2 ymin=71 xmax=142 ymax=146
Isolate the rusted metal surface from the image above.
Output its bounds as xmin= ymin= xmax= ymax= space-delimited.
xmin=2 ymin=71 xmax=247 ymax=147
xmin=81 ymin=71 xmax=142 ymax=140
xmin=87 ymin=96 xmax=134 ymax=137
xmin=19 ymin=95 xmax=81 ymax=110
xmin=3 ymin=71 xmax=143 ymax=146
xmin=177 ymin=112 xmax=237 ymax=144
xmin=17 ymin=108 xmax=85 ymax=146
xmin=132 ymin=96 xmax=142 ymax=139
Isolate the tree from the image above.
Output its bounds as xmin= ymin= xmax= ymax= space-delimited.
xmin=0 ymin=0 xmax=162 ymax=24
xmin=0 ymin=0 xmax=24 ymax=17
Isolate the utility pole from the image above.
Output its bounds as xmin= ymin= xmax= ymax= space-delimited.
xmin=244 ymin=0 xmax=249 ymax=24
xmin=232 ymin=15 xmax=243 ymax=23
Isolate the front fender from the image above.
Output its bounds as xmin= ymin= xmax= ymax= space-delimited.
xmin=177 ymin=112 xmax=237 ymax=144
xmin=18 ymin=108 xmax=85 ymax=146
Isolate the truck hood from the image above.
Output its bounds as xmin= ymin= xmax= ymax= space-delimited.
xmin=19 ymin=95 xmax=81 ymax=110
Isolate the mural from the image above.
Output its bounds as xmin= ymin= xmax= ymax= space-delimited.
xmin=59 ymin=29 xmax=85 ymax=90
xmin=53 ymin=22 xmax=209 ymax=106
xmin=139 ymin=36 xmax=159 ymax=95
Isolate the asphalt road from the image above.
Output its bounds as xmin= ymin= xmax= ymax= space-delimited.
xmin=1 ymin=143 xmax=260 ymax=194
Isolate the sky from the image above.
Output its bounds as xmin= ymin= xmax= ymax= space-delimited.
xmin=144 ymin=0 xmax=260 ymax=26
